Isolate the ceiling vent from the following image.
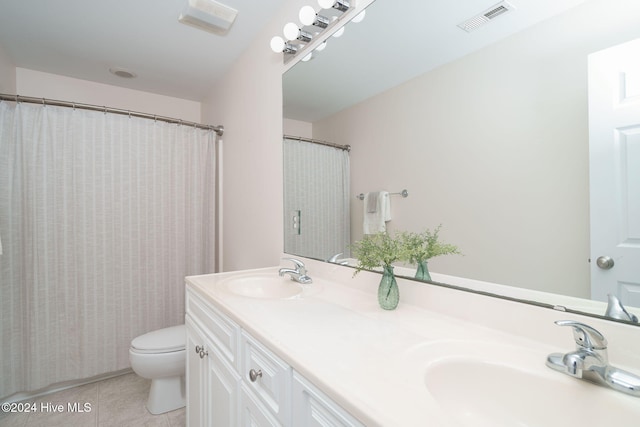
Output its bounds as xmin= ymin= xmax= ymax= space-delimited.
xmin=178 ymin=0 xmax=238 ymax=36
xmin=458 ymin=1 xmax=516 ymax=33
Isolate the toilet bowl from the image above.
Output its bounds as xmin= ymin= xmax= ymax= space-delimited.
xmin=129 ymin=324 xmax=186 ymax=415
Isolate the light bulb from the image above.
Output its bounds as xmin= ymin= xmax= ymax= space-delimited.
xmin=315 ymin=41 xmax=327 ymax=51
xmin=318 ymin=0 xmax=334 ymax=10
xmin=352 ymin=9 xmax=366 ymax=23
xmin=283 ymin=22 xmax=300 ymax=41
xmin=270 ymin=36 xmax=285 ymax=53
xmin=299 ymin=5 xmax=316 ymax=26
xmin=332 ymin=26 xmax=345 ymax=38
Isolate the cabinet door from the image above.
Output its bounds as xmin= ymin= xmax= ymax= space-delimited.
xmin=186 ymin=316 xmax=206 ymax=427
xmin=292 ymin=372 xmax=364 ymax=427
xmin=187 ymin=315 xmax=240 ymax=427
xmin=206 ymin=343 xmax=240 ymax=427
xmin=239 ymin=383 xmax=282 ymax=427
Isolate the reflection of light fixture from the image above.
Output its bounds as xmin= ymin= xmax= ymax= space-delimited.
xmin=315 ymin=41 xmax=327 ymax=51
xmin=302 ymin=53 xmax=313 ymax=62
xmin=352 ymin=9 xmax=366 ymax=23
xmin=332 ymin=26 xmax=345 ymax=38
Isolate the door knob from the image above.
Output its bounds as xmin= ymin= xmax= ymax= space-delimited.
xmin=596 ymin=256 xmax=614 ymax=270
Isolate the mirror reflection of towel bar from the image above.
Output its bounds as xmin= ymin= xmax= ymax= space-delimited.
xmin=356 ymin=189 xmax=408 ymax=200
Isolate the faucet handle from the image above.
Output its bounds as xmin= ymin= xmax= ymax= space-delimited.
xmin=327 ymin=253 xmax=343 ymax=263
xmin=555 ymin=320 xmax=608 ymax=350
xmin=282 ymin=257 xmax=306 ymax=273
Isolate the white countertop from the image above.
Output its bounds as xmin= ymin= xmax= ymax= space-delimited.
xmin=185 ymin=258 xmax=640 ymax=427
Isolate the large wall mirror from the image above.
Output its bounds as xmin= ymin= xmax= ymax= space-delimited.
xmin=282 ymin=0 xmax=640 ymax=324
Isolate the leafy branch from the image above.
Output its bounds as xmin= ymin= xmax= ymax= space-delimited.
xmin=399 ymin=225 xmax=461 ymax=264
xmin=350 ymin=232 xmax=403 ymax=275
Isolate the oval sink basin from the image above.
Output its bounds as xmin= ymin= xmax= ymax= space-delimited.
xmin=424 ymin=357 xmax=640 ymax=427
xmin=219 ymin=274 xmax=304 ymax=299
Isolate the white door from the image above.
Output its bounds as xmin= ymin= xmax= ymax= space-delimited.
xmin=588 ymin=37 xmax=640 ymax=307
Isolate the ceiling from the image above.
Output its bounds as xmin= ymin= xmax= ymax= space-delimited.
xmin=0 ymin=0 xmax=589 ymax=108
xmin=284 ymin=0 xmax=589 ymax=122
xmin=0 ymin=0 xmax=286 ymax=101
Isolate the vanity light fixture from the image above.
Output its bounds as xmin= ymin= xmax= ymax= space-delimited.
xmin=318 ymin=0 xmax=350 ymax=12
xmin=269 ymin=0 xmax=355 ymax=57
xmin=300 ymin=5 xmax=330 ymax=28
xmin=284 ymin=22 xmax=313 ymax=42
xmin=270 ymin=36 xmax=299 ymax=54
xmin=283 ymin=43 xmax=299 ymax=54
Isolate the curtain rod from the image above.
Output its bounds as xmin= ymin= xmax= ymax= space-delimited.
xmin=0 ymin=93 xmax=224 ymax=136
xmin=284 ymin=134 xmax=350 ymax=152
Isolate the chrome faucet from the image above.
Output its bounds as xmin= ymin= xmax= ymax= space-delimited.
xmin=327 ymin=253 xmax=349 ymax=265
xmin=546 ymin=320 xmax=640 ymax=397
xmin=278 ymin=258 xmax=312 ymax=284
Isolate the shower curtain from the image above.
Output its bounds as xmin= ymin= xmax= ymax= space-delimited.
xmin=283 ymin=138 xmax=350 ymax=260
xmin=0 ymin=102 xmax=216 ymax=399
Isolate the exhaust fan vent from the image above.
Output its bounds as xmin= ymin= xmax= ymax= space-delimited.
xmin=179 ymin=0 xmax=238 ymax=36
xmin=458 ymin=1 xmax=515 ymax=33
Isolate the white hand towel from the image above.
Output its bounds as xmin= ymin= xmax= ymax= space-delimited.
xmin=366 ymin=191 xmax=378 ymax=213
xmin=363 ymin=191 xmax=391 ymax=234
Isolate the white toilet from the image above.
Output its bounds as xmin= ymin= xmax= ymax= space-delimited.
xmin=129 ymin=324 xmax=186 ymax=414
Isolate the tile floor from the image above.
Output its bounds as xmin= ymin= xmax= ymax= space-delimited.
xmin=0 ymin=373 xmax=185 ymax=427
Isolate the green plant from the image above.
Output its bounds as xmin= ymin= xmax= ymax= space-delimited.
xmin=399 ymin=225 xmax=461 ymax=265
xmin=350 ymin=231 xmax=403 ymax=275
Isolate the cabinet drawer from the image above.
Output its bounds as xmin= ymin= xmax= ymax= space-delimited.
xmin=293 ymin=372 xmax=364 ymax=427
xmin=186 ymin=289 xmax=240 ymax=370
xmin=241 ymin=331 xmax=291 ymax=425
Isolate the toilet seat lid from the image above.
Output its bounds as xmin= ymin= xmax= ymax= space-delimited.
xmin=131 ymin=324 xmax=186 ymax=353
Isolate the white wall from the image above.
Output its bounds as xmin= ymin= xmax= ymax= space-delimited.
xmin=284 ymin=118 xmax=312 ymax=138
xmin=201 ymin=0 xmax=312 ymax=271
xmin=312 ymin=0 xmax=640 ymax=298
xmin=0 ymin=43 xmax=16 ymax=94
xmin=16 ymin=68 xmax=201 ymax=122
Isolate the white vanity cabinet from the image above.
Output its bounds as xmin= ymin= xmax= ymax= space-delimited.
xmin=186 ymin=289 xmax=241 ymax=426
xmin=185 ymin=288 xmax=363 ymax=427
xmin=292 ymin=373 xmax=364 ymax=427
xmin=240 ymin=331 xmax=292 ymax=425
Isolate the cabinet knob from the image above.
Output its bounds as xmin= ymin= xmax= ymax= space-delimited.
xmin=195 ymin=345 xmax=208 ymax=358
xmin=249 ymin=369 xmax=262 ymax=382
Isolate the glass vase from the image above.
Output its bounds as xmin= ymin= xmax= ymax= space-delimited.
xmin=378 ymin=265 xmax=399 ymax=310
xmin=415 ymin=260 xmax=432 ymax=281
